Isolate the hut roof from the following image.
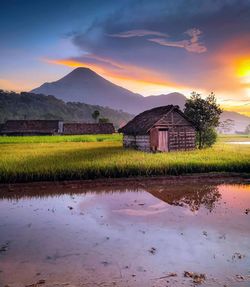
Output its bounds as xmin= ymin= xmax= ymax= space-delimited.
xmin=0 ymin=123 xmax=4 ymax=133
xmin=118 ymin=105 xmax=195 ymax=135
xmin=63 ymin=123 xmax=115 ymax=135
xmin=1 ymin=120 xmax=60 ymax=134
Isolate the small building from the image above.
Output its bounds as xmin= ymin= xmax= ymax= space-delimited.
xmin=63 ymin=123 xmax=115 ymax=135
xmin=0 ymin=120 xmax=115 ymax=136
xmin=0 ymin=120 xmax=63 ymax=136
xmin=118 ymin=105 xmax=196 ymax=152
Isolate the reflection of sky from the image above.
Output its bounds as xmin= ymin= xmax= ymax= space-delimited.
xmin=0 ymin=183 xmax=250 ymax=286
xmin=0 ymin=1 xmax=250 ymax=115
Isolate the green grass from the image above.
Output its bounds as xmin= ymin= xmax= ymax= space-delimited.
xmin=0 ymin=133 xmax=122 ymax=144
xmin=0 ymin=135 xmax=249 ymax=183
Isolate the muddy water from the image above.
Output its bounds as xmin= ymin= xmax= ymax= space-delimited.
xmin=0 ymin=178 xmax=250 ymax=287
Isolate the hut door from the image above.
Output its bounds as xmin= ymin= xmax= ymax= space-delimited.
xmin=158 ymin=130 xmax=169 ymax=152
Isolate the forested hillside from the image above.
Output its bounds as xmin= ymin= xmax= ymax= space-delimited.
xmin=0 ymin=90 xmax=133 ymax=128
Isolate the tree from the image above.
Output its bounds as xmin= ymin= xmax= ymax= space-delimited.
xmin=218 ymin=119 xmax=235 ymax=134
xmin=92 ymin=110 xmax=100 ymax=123
xmin=245 ymin=124 xmax=250 ymax=134
xmin=201 ymin=127 xmax=218 ymax=148
xmin=184 ymin=92 xmax=222 ymax=149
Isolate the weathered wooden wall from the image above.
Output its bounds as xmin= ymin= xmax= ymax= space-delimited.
xmin=123 ymin=135 xmax=150 ymax=152
xmin=149 ymin=128 xmax=158 ymax=151
xmin=123 ymin=135 xmax=136 ymax=148
xmin=154 ymin=110 xmax=196 ymax=151
xmin=135 ymin=135 xmax=151 ymax=152
xmin=168 ymin=127 xmax=196 ymax=151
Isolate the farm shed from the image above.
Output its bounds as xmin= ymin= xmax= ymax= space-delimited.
xmin=0 ymin=120 xmax=63 ymax=135
xmin=62 ymin=123 xmax=115 ymax=135
xmin=118 ymin=105 xmax=196 ymax=152
xmin=0 ymin=120 xmax=115 ymax=135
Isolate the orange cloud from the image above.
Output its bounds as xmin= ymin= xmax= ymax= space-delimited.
xmin=0 ymin=78 xmax=32 ymax=92
xmin=223 ymin=104 xmax=250 ymax=117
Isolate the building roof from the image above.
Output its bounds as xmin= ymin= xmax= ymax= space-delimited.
xmin=1 ymin=120 xmax=60 ymax=134
xmin=63 ymin=123 xmax=115 ymax=134
xmin=118 ymin=105 xmax=195 ymax=135
xmin=0 ymin=123 xmax=4 ymax=133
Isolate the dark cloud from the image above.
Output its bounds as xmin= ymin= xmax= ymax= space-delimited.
xmin=66 ymin=0 xmax=250 ymax=92
xmin=109 ymin=30 xmax=168 ymax=38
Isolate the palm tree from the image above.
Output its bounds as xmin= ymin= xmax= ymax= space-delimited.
xmin=92 ymin=110 xmax=100 ymax=123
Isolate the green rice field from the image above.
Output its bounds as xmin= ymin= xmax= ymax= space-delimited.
xmin=0 ymin=133 xmax=122 ymax=144
xmin=0 ymin=134 xmax=249 ymax=183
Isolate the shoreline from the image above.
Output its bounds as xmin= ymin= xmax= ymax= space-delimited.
xmin=1 ymin=172 xmax=249 ymax=191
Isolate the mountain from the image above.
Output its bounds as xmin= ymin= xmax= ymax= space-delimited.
xmin=0 ymin=90 xmax=133 ymax=128
xmin=31 ymin=67 xmax=185 ymax=114
xmin=31 ymin=67 xmax=250 ymax=132
xmin=143 ymin=93 xmax=186 ymax=110
xmin=31 ymin=67 xmax=143 ymax=114
xmin=220 ymin=111 xmax=250 ymax=133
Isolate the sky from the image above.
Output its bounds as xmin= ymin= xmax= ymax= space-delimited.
xmin=0 ymin=0 xmax=250 ymax=116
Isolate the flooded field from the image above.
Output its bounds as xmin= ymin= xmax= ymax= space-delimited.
xmin=0 ymin=177 xmax=250 ymax=287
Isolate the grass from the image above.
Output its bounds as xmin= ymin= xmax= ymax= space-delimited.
xmin=0 ymin=133 xmax=122 ymax=144
xmin=0 ymin=134 xmax=249 ymax=183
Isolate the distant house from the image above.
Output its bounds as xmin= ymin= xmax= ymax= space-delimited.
xmin=118 ymin=105 xmax=196 ymax=152
xmin=0 ymin=120 xmax=63 ymax=136
xmin=0 ymin=120 xmax=115 ymax=136
xmin=63 ymin=123 xmax=115 ymax=135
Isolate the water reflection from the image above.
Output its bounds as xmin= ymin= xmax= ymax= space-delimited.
xmin=146 ymin=183 xmax=221 ymax=212
xmin=0 ymin=179 xmax=225 ymax=212
xmin=0 ymin=178 xmax=250 ymax=287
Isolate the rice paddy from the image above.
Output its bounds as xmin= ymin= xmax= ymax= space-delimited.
xmin=0 ymin=133 xmax=122 ymax=144
xmin=0 ymin=134 xmax=249 ymax=183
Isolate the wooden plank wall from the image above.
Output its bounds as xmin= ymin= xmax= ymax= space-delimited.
xmin=168 ymin=127 xmax=196 ymax=151
xmin=123 ymin=135 xmax=150 ymax=151
xmin=123 ymin=135 xmax=136 ymax=148
xmin=155 ymin=110 xmax=196 ymax=151
xmin=135 ymin=135 xmax=150 ymax=152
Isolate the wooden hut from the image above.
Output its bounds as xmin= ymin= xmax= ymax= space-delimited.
xmin=62 ymin=123 xmax=115 ymax=135
xmin=118 ymin=105 xmax=196 ymax=152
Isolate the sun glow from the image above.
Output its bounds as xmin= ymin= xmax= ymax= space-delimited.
xmin=236 ymin=58 xmax=250 ymax=78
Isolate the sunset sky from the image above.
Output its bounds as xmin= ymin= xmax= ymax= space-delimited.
xmin=1 ymin=0 xmax=250 ymax=115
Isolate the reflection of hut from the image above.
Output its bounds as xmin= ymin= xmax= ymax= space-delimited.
xmin=118 ymin=105 xmax=196 ymax=152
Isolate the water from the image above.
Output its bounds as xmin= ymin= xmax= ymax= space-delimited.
xmin=227 ymin=141 xmax=250 ymax=145
xmin=0 ymin=178 xmax=250 ymax=287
